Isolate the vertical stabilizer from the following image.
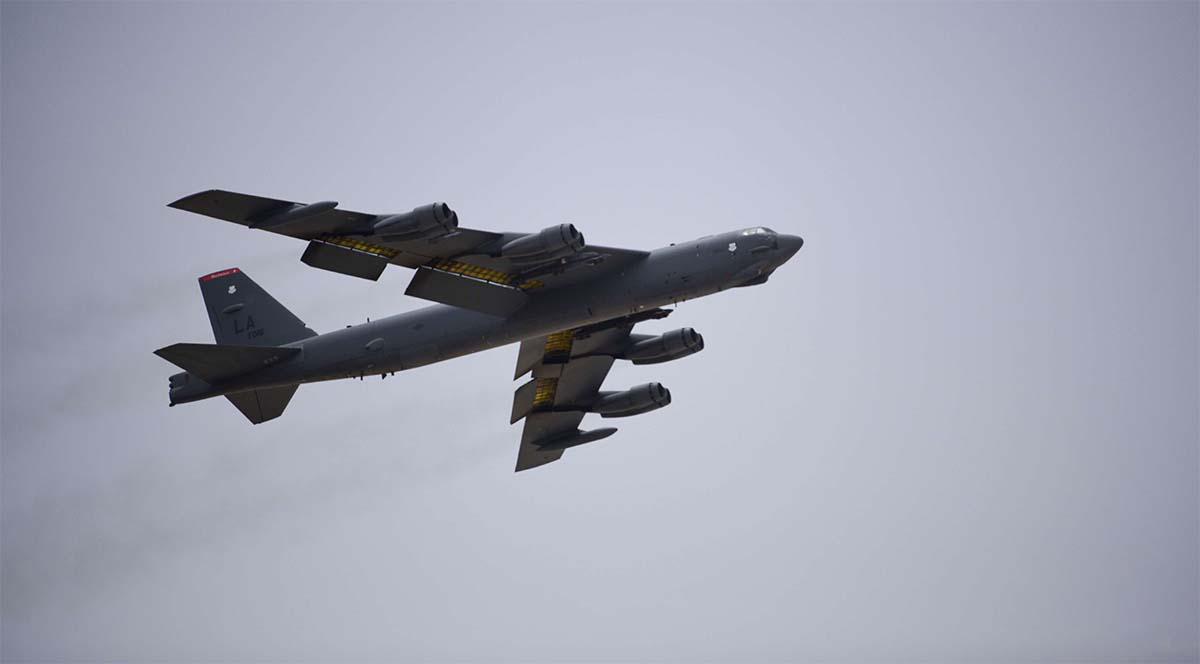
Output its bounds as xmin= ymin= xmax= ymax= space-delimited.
xmin=198 ymin=268 xmax=316 ymax=346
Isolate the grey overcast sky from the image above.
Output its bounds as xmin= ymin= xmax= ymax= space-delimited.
xmin=2 ymin=2 xmax=1197 ymax=661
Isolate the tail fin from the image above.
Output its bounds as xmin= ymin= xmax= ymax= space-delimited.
xmin=198 ymin=268 xmax=316 ymax=346
xmin=155 ymin=341 xmax=301 ymax=424
xmin=155 ymin=268 xmax=312 ymax=424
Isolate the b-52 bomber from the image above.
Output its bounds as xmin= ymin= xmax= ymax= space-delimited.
xmin=156 ymin=190 xmax=803 ymax=471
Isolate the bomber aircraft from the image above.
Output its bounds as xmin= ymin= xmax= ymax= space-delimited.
xmin=156 ymin=190 xmax=803 ymax=471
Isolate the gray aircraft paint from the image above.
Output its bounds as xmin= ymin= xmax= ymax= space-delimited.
xmin=3 ymin=2 xmax=1196 ymax=661
xmin=162 ymin=228 xmax=802 ymax=404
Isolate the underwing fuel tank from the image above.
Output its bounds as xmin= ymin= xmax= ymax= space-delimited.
xmin=535 ymin=427 xmax=618 ymax=451
xmin=249 ymin=200 xmax=338 ymax=228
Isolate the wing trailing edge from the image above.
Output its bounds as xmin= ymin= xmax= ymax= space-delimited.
xmin=404 ymin=267 xmax=529 ymax=316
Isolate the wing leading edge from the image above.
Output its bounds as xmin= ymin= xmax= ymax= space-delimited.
xmin=169 ymin=190 xmax=649 ymax=316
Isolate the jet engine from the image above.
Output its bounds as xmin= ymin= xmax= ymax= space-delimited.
xmin=622 ymin=328 xmax=704 ymax=365
xmin=373 ymin=202 xmax=458 ymax=240
xmin=499 ymin=223 xmax=585 ymax=261
xmin=590 ymin=382 xmax=672 ymax=418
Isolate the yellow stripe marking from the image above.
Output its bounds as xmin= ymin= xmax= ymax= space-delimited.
xmin=544 ymin=330 xmax=575 ymax=355
xmin=430 ymin=260 xmax=544 ymax=291
xmin=311 ymin=248 xmax=548 ymax=290
xmin=321 ymin=236 xmax=400 ymax=259
xmin=532 ymin=377 xmax=558 ymax=408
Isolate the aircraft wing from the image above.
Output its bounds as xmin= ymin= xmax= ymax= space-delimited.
xmin=169 ymin=190 xmax=648 ymax=313
xmin=509 ymin=309 xmax=673 ymax=472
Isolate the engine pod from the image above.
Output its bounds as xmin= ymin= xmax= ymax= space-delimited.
xmin=623 ymin=328 xmax=704 ymax=365
xmin=591 ymin=382 xmax=672 ymax=418
xmin=374 ymin=202 xmax=458 ymax=240
xmin=499 ymin=223 xmax=585 ymax=261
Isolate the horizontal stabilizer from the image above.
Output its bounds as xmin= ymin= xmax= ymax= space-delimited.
xmin=225 ymin=384 xmax=299 ymax=424
xmin=301 ymin=241 xmax=389 ymax=281
xmin=154 ymin=343 xmax=299 ymax=384
xmin=405 ymin=267 xmax=528 ymax=317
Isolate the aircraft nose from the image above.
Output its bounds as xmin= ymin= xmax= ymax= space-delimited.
xmin=777 ymin=234 xmax=804 ymax=259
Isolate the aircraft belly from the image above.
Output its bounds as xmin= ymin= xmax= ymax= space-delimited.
xmin=279 ymin=261 xmax=712 ymax=385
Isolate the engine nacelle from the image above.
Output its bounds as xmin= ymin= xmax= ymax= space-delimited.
xmin=373 ymin=202 xmax=458 ymax=239
xmin=591 ymin=382 xmax=672 ymax=418
xmin=622 ymin=328 xmax=704 ymax=365
xmin=499 ymin=223 xmax=585 ymax=261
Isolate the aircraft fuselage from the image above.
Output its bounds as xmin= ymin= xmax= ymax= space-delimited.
xmin=170 ymin=228 xmax=802 ymax=404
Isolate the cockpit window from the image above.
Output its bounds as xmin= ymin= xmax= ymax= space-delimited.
xmin=741 ymin=227 xmax=775 ymax=236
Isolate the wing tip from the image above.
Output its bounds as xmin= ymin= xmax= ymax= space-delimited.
xmin=167 ymin=189 xmax=221 ymax=209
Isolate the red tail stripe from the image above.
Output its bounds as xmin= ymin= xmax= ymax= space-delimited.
xmin=199 ymin=268 xmax=241 ymax=282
